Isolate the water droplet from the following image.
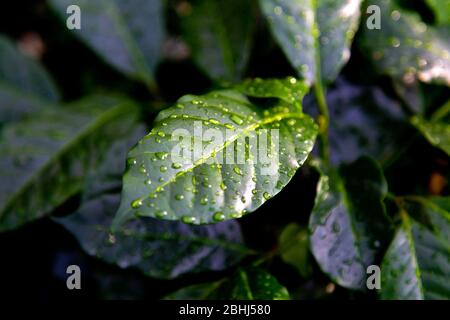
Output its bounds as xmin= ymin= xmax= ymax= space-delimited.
xmin=213 ymin=212 xmax=226 ymax=222
xmin=108 ymin=233 xmax=116 ymax=244
xmin=155 ymin=186 xmax=165 ymax=193
xmin=175 ymin=194 xmax=184 ymax=200
xmin=233 ymin=166 xmax=243 ymax=176
xmin=225 ymin=123 xmax=235 ymax=130
xmin=139 ymin=165 xmax=147 ymax=174
xmin=220 ymin=182 xmax=227 ymax=190
xmin=144 ymin=179 xmax=152 ymax=185
xmin=172 ymin=163 xmax=182 ymax=169
xmin=274 ymin=5 xmax=283 ymax=15
xmin=160 ymin=166 xmax=168 ymax=172
xmin=155 ymin=210 xmax=168 ymax=218
xmin=391 ymin=10 xmax=401 ymax=21
xmin=156 ymin=152 xmax=168 ymax=160
xmin=263 ymin=192 xmax=271 ymax=200
xmin=176 ymin=103 xmax=184 ymax=109
xmin=209 ymin=118 xmax=220 ymax=125
xmin=157 ymin=131 xmax=166 ymax=137
xmin=200 ymin=196 xmax=208 ymax=205
xmin=230 ymin=114 xmax=244 ymax=125
xmin=131 ymin=199 xmax=143 ymax=209
xmin=332 ymin=221 xmax=340 ymax=233
xmin=390 ymin=37 xmax=400 ymax=48
xmin=127 ymin=158 xmax=137 ymax=167
xmin=182 ymin=216 xmax=197 ymax=224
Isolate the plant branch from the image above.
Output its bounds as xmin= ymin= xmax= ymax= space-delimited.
xmin=314 ymin=82 xmax=330 ymax=165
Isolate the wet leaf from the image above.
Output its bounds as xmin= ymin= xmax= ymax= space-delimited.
xmin=260 ymin=0 xmax=362 ymax=84
xmin=360 ymin=0 xmax=450 ymax=86
xmin=380 ymin=199 xmax=450 ymax=299
xmin=180 ymin=0 xmax=256 ymax=81
xmin=165 ymin=267 xmax=289 ymax=299
xmin=113 ymin=82 xmax=317 ymax=227
xmin=48 ymin=0 xmax=165 ymax=85
xmin=56 ymin=194 xmax=248 ymax=279
xmin=309 ymin=157 xmax=392 ymax=289
xmin=0 ymin=96 xmax=139 ymax=232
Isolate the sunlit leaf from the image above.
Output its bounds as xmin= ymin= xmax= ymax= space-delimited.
xmin=260 ymin=0 xmax=362 ymax=84
xmin=114 ymin=81 xmax=317 ymax=227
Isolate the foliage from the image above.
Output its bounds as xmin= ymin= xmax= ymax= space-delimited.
xmin=0 ymin=0 xmax=449 ymax=300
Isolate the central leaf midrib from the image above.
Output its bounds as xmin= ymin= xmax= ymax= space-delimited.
xmin=136 ymin=112 xmax=307 ymax=203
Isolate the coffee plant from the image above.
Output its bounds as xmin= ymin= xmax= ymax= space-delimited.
xmin=0 ymin=0 xmax=448 ymax=300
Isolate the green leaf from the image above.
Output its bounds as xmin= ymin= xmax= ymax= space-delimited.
xmin=260 ymin=0 xmax=362 ymax=84
xmin=180 ymin=0 xmax=256 ymax=81
xmin=278 ymin=223 xmax=311 ymax=278
xmin=380 ymin=201 xmax=450 ymax=300
xmin=411 ymin=116 xmax=450 ymax=156
xmin=360 ymin=0 xmax=450 ymax=86
xmin=309 ymin=157 xmax=392 ymax=289
xmin=237 ymin=77 xmax=308 ymax=110
xmin=56 ymin=194 xmax=249 ymax=279
xmin=165 ymin=267 xmax=289 ymax=299
xmin=113 ymin=83 xmax=318 ymax=227
xmin=426 ymin=0 xmax=450 ymax=25
xmin=48 ymin=0 xmax=165 ymax=86
xmin=0 ymin=96 xmax=139 ymax=232
xmin=0 ymin=35 xmax=59 ymax=125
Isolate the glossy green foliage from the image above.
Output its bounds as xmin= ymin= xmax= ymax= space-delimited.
xmin=279 ymin=223 xmax=312 ymax=278
xmin=114 ymin=80 xmax=318 ymax=227
xmin=165 ymin=267 xmax=289 ymax=299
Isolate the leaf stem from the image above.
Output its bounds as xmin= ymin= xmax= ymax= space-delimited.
xmin=314 ymin=82 xmax=330 ymax=165
xmin=431 ymin=100 xmax=450 ymax=122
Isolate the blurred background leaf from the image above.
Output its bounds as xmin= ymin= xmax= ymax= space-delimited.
xmin=48 ymin=0 xmax=165 ymax=87
xmin=260 ymin=0 xmax=362 ymax=84
xmin=0 ymin=35 xmax=59 ymax=126
xmin=178 ymin=0 xmax=257 ymax=81
xmin=0 ymin=96 xmax=139 ymax=232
